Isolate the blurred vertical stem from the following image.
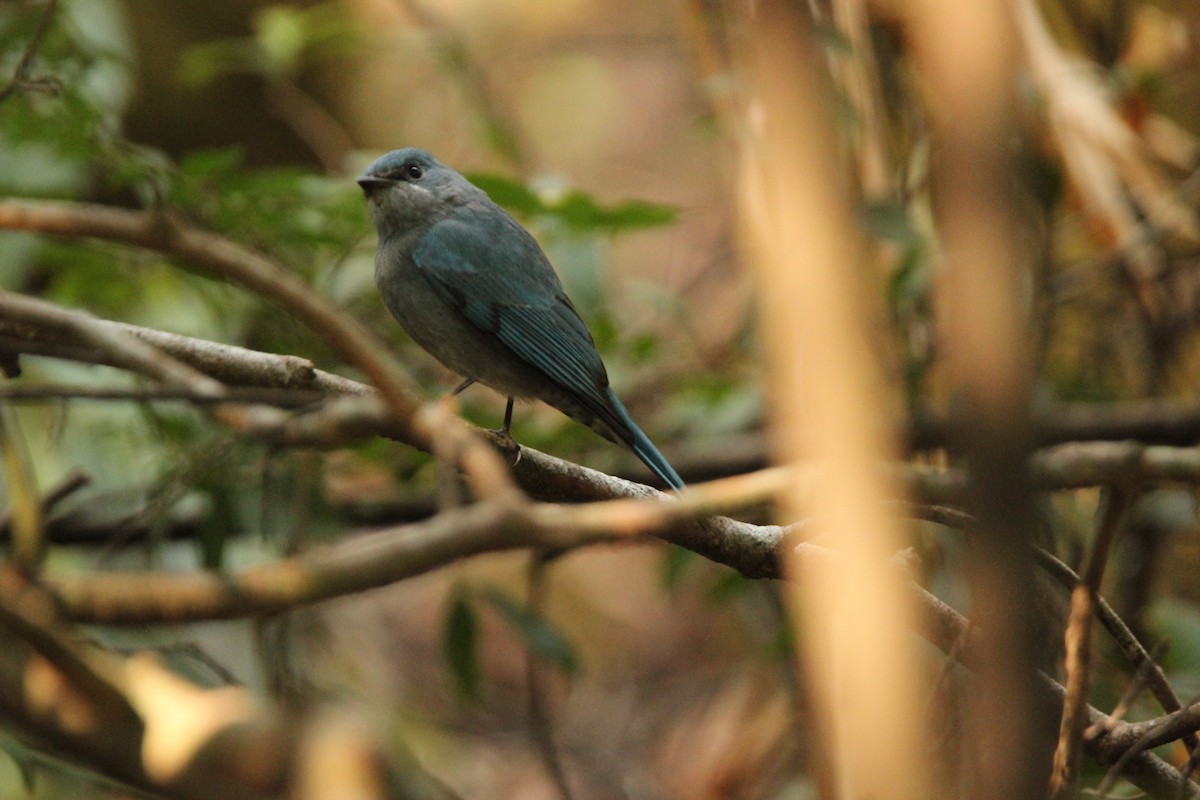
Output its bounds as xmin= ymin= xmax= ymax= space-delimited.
xmin=0 ymin=403 xmax=43 ymax=572
xmin=736 ymin=2 xmax=933 ymax=799
xmin=910 ymin=2 xmax=1049 ymax=798
xmin=830 ymin=0 xmax=889 ymax=198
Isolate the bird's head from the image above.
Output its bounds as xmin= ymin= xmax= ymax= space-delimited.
xmin=357 ymin=148 xmax=482 ymax=232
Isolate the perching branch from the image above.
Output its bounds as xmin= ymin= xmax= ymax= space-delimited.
xmin=47 ymin=468 xmax=790 ymax=625
xmin=10 ymin=291 xmax=1200 ymax=492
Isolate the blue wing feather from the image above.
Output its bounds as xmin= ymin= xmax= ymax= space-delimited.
xmin=414 ymin=213 xmax=613 ymax=417
xmin=412 ymin=209 xmax=683 ymax=490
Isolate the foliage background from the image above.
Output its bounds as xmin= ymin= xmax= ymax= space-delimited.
xmin=3 ymin=0 xmax=1200 ymax=798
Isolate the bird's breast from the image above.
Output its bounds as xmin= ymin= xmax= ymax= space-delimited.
xmin=374 ymin=243 xmax=559 ymax=400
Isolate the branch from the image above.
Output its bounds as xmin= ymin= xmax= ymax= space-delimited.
xmin=0 ymin=573 xmax=420 ymax=800
xmin=15 ymin=295 xmax=1200 ymax=507
xmin=909 ymin=399 xmax=1200 ymax=451
xmin=0 ymin=572 xmax=154 ymax=793
xmin=1050 ymin=486 xmax=1133 ymax=799
xmin=48 ymin=466 xmax=792 ymax=625
xmin=0 ymin=291 xmax=226 ymax=397
xmin=800 ymin=544 xmax=1199 ymax=799
xmin=0 ymin=290 xmax=322 ymax=447
xmin=27 ymin=468 xmax=1200 ymax=797
xmin=1098 ymin=701 xmax=1200 ymax=759
xmin=0 ymin=197 xmax=422 ymax=440
xmin=11 ymin=297 xmax=1200 ymax=494
xmin=0 ymin=316 xmax=365 ymax=395
xmin=0 ymin=383 xmax=329 ymax=407
xmin=1034 ymin=549 xmax=1192 ymax=743
xmin=914 ymin=502 xmax=1194 ymax=736
xmin=0 ymin=198 xmax=522 ymax=494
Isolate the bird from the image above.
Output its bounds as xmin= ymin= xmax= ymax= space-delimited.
xmin=357 ymin=148 xmax=684 ymax=490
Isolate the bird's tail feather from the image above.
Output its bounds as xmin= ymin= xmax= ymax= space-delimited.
xmin=631 ymin=427 xmax=684 ymax=490
xmin=605 ymin=389 xmax=684 ymax=490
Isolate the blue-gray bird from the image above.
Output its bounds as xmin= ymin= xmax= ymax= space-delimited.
xmin=358 ymin=148 xmax=683 ymax=490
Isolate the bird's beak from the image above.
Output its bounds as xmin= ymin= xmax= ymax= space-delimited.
xmin=356 ymin=176 xmax=394 ymax=195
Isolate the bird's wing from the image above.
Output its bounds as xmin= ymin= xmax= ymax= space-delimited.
xmin=412 ymin=212 xmax=624 ymax=427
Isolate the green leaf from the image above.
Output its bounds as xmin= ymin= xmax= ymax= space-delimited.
xmin=443 ymin=589 xmax=480 ymax=700
xmin=483 ymin=588 xmax=578 ymax=677
xmin=629 ymin=331 xmax=660 ymax=363
xmin=179 ymin=2 xmax=361 ymax=86
xmin=467 ymin=173 xmax=677 ymax=232
xmin=0 ymin=736 xmax=37 ymax=794
xmin=556 ymin=193 xmax=676 ymax=230
xmin=465 ymin=174 xmax=542 ymax=215
xmin=255 ymin=6 xmax=308 ymax=76
xmin=177 ymin=40 xmax=263 ymax=88
xmin=180 ymin=147 xmax=245 ymax=179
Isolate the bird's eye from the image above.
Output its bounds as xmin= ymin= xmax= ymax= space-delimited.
xmin=403 ymin=163 xmax=424 ymax=181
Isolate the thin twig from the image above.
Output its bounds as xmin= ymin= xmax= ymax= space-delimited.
xmin=1096 ymin=701 xmax=1200 ymax=800
xmin=1085 ymin=641 xmax=1169 ymax=740
xmin=264 ymin=79 xmax=355 ymax=173
xmin=39 ymin=468 xmax=91 ymax=510
xmin=925 ymin=620 xmax=971 ymax=761
xmin=0 ymin=0 xmax=59 ymax=105
xmin=1034 ymin=548 xmax=1196 ymax=753
xmin=0 ymin=467 xmax=89 ymax=541
xmin=1050 ymin=485 xmax=1133 ymax=799
xmin=912 ymin=500 xmax=1195 ymax=747
xmin=96 ymin=434 xmax=241 ymax=563
xmin=0 ymin=383 xmax=328 ymax=407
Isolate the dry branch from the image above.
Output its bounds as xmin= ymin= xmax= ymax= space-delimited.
xmin=0 ymin=198 xmax=423 ymax=440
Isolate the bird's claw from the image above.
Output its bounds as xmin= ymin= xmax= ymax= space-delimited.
xmin=487 ymin=428 xmax=522 ymax=467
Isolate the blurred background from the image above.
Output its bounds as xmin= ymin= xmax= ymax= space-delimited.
xmin=3 ymin=0 xmax=1200 ymax=797
xmin=0 ymin=1 xmax=770 ymax=797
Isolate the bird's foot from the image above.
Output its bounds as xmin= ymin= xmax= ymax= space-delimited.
xmin=485 ymin=427 xmax=522 ymax=467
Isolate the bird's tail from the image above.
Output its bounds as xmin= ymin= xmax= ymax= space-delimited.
xmin=606 ymin=389 xmax=684 ymax=490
